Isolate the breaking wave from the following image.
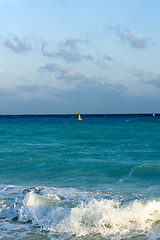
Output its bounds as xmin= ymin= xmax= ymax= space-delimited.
xmin=1 ymin=185 xmax=160 ymax=239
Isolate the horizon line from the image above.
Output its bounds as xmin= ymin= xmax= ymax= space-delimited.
xmin=0 ymin=113 xmax=159 ymax=116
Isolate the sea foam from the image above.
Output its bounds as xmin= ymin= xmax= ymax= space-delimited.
xmin=15 ymin=190 xmax=160 ymax=238
xmin=1 ymin=186 xmax=160 ymax=239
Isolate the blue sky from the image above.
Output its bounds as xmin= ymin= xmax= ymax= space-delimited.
xmin=0 ymin=0 xmax=160 ymax=114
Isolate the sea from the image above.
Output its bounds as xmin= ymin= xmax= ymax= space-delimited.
xmin=0 ymin=114 xmax=160 ymax=240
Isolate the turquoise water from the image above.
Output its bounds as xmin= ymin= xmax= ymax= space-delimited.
xmin=0 ymin=114 xmax=160 ymax=239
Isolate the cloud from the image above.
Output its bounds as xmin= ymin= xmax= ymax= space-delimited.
xmin=38 ymin=62 xmax=128 ymax=106
xmin=16 ymin=84 xmax=42 ymax=93
xmin=61 ymin=39 xmax=81 ymax=51
xmin=3 ymin=35 xmax=32 ymax=53
xmin=103 ymin=55 xmax=114 ymax=62
xmin=41 ymin=42 xmax=55 ymax=58
xmin=38 ymin=63 xmax=89 ymax=82
xmin=95 ymin=60 xmax=108 ymax=70
xmin=42 ymin=42 xmax=82 ymax=62
xmin=1 ymin=76 xmax=159 ymax=114
xmin=52 ymin=80 xmax=160 ymax=114
xmin=133 ymin=69 xmax=160 ymax=89
xmin=42 ymin=39 xmax=93 ymax=63
xmin=146 ymin=74 xmax=160 ymax=88
xmin=42 ymin=78 xmax=128 ymax=113
xmin=0 ymin=86 xmax=159 ymax=114
xmin=147 ymin=79 xmax=160 ymax=88
xmin=106 ymin=24 xmax=151 ymax=49
xmin=38 ymin=63 xmax=65 ymax=75
xmin=0 ymin=87 xmax=16 ymax=97
xmin=42 ymin=39 xmax=115 ymax=73
xmin=56 ymin=49 xmax=82 ymax=62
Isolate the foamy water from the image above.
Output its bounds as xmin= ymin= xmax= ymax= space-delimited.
xmin=1 ymin=185 xmax=160 ymax=239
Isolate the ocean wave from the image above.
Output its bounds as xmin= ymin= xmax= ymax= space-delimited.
xmin=1 ymin=185 xmax=160 ymax=239
xmin=129 ymin=164 xmax=160 ymax=179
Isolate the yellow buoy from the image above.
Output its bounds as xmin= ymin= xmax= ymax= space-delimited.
xmin=153 ymin=113 xmax=155 ymax=117
xmin=77 ymin=112 xmax=82 ymax=120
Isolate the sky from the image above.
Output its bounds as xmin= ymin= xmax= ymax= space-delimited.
xmin=0 ymin=0 xmax=160 ymax=114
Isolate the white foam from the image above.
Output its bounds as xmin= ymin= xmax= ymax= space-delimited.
xmin=1 ymin=186 xmax=160 ymax=238
xmin=18 ymin=191 xmax=160 ymax=238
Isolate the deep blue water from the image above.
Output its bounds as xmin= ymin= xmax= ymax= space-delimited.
xmin=0 ymin=114 xmax=160 ymax=239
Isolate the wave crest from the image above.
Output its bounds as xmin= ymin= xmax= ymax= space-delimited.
xmin=18 ymin=191 xmax=160 ymax=237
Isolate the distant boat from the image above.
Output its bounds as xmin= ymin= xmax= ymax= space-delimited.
xmin=77 ymin=112 xmax=82 ymax=120
xmin=153 ymin=113 xmax=155 ymax=117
